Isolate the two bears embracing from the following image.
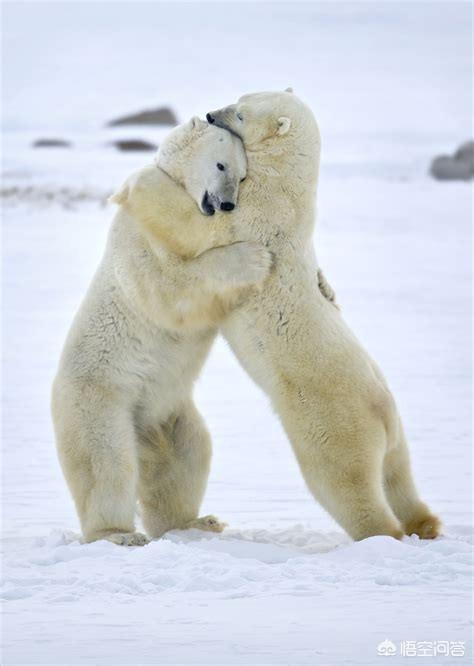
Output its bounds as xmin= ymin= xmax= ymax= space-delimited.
xmin=52 ymin=90 xmax=441 ymax=546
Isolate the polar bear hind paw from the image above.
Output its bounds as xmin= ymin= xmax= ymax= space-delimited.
xmin=104 ymin=531 xmax=150 ymax=547
xmin=405 ymin=514 xmax=442 ymax=539
xmin=185 ymin=515 xmax=227 ymax=533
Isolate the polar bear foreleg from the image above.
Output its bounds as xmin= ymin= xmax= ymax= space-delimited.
xmin=137 ymin=400 xmax=225 ymax=538
xmin=53 ymin=383 xmax=148 ymax=546
xmin=194 ymin=241 xmax=273 ymax=294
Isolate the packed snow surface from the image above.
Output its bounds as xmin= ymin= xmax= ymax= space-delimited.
xmin=2 ymin=2 xmax=472 ymax=664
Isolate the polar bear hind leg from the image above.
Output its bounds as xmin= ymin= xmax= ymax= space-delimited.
xmin=137 ymin=400 xmax=225 ymax=538
xmin=52 ymin=382 xmax=149 ymax=546
xmin=383 ymin=431 xmax=442 ymax=539
xmin=283 ymin=404 xmax=404 ymax=541
xmin=304 ymin=449 xmax=404 ymax=541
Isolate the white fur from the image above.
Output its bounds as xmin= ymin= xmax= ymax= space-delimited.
xmin=207 ymin=90 xmax=441 ymax=541
xmin=157 ymin=116 xmax=246 ymax=214
xmin=52 ymin=122 xmax=271 ymax=545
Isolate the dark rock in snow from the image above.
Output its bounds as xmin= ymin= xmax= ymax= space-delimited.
xmin=33 ymin=138 xmax=72 ymax=148
xmin=430 ymin=156 xmax=472 ymax=181
xmin=430 ymin=140 xmax=474 ymax=181
xmin=111 ymin=139 xmax=157 ymax=152
xmin=107 ymin=107 xmax=178 ymax=127
xmin=454 ymin=140 xmax=474 ymax=164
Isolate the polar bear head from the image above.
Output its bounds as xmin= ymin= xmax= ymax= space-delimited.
xmin=206 ymin=89 xmax=320 ymax=185
xmin=156 ymin=117 xmax=247 ymax=215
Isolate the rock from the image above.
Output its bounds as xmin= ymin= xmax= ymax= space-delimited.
xmin=430 ymin=155 xmax=472 ymax=181
xmin=454 ymin=140 xmax=474 ymax=165
xmin=111 ymin=139 xmax=157 ymax=152
xmin=107 ymin=107 xmax=178 ymax=127
xmin=430 ymin=140 xmax=474 ymax=181
xmin=32 ymin=138 xmax=71 ymax=148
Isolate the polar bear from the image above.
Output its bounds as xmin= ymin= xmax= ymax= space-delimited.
xmin=109 ymin=120 xmax=273 ymax=330
xmin=205 ymin=90 xmax=441 ymax=540
xmin=52 ymin=118 xmax=272 ymax=545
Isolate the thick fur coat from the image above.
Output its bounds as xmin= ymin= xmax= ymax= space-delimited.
xmin=206 ymin=90 xmax=441 ymax=540
xmin=52 ymin=121 xmax=272 ymax=544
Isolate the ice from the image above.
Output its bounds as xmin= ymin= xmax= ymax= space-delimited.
xmin=2 ymin=2 xmax=472 ymax=664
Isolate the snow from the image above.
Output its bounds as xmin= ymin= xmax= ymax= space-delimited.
xmin=1 ymin=2 xmax=472 ymax=665
xmin=2 ymin=528 xmax=472 ymax=664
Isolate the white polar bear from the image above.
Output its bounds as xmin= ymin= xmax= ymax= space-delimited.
xmin=52 ymin=118 xmax=272 ymax=545
xmin=206 ymin=90 xmax=441 ymax=540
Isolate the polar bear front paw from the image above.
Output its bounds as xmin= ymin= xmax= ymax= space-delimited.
xmin=227 ymin=241 xmax=273 ymax=288
xmin=317 ymin=267 xmax=339 ymax=309
xmin=185 ymin=515 xmax=227 ymax=533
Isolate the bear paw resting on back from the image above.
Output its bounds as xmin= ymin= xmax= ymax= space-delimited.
xmin=52 ymin=118 xmax=272 ymax=546
xmin=110 ymin=117 xmax=273 ymax=331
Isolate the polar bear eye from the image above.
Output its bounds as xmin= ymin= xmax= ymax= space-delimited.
xmin=236 ymin=112 xmax=243 ymax=121
xmin=216 ymin=163 xmax=225 ymax=171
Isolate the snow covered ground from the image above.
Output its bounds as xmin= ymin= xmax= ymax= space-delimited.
xmin=1 ymin=2 xmax=472 ymax=665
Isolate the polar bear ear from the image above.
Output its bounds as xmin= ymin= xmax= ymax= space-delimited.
xmin=284 ymin=87 xmax=294 ymax=93
xmin=276 ymin=117 xmax=291 ymax=136
xmin=108 ymin=182 xmax=129 ymax=205
xmin=189 ymin=116 xmax=206 ymax=129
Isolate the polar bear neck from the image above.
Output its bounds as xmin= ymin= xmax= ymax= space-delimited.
xmin=242 ymin=144 xmax=319 ymax=237
xmin=238 ymin=152 xmax=319 ymax=248
xmin=227 ymin=119 xmax=320 ymax=248
xmin=245 ymin=135 xmax=319 ymax=202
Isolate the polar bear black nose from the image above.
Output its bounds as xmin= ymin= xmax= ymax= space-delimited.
xmin=206 ymin=113 xmax=215 ymax=124
xmin=220 ymin=202 xmax=235 ymax=211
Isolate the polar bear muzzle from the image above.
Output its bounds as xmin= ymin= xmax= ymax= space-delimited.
xmin=201 ymin=191 xmax=216 ymax=216
xmin=206 ymin=108 xmax=242 ymax=140
xmin=200 ymin=190 xmax=235 ymax=216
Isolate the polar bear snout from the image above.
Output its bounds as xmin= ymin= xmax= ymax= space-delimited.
xmin=201 ymin=191 xmax=236 ymax=215
xmin=206 ymin=107 xmax=241 ymax=139
xmin=200 ymin=174 xmax=240 ymax=216
xmin=201 ymin=191 xmax=216 ymax=216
